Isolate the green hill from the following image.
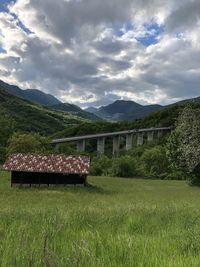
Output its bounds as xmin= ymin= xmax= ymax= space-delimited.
xmin=53 ymin=102 xmax=200 ymax=139
xmin=0 ymin=80 xmax=61 ymax=106
xmin=0 ymin=80 xmax=100 ymax=120
xmin=51 ymin=103 xmax=100 ymax=121
xmin=0 ymin=88 xmax=89 ymax=135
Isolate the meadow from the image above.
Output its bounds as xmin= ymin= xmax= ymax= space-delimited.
xmin=0 ymin=171 xmax=200 ymax=266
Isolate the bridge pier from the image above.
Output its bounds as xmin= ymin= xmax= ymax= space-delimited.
xmin=126 ymin=134 xmax=133 ymax=151
xmin=77 ymin=140 xmax=85 ymax=152
xmin=97 ymin=137 xmax=105 ymax=154
xmin=51 ymin=127 xmax=172 ymax=153
xmin=113 ymin=136 xmax=120 ymax=155
xmin=137 ymin=132 xmax=144 ymax=145
xmin=147 ymin=131 xmax=154 ymax=142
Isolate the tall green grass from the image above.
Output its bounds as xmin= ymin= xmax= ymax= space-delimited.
xmin=0 ymin=171 xmax=200 ymax=266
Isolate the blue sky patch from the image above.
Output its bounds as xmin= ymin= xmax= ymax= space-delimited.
xmin=0 ymin=0 xmax=32 ymax=34
xmin=0 ymin=0 xmax=16 ymax=12
xmin=10 ymin=12 xmax=33 ymax=34
xmin=114 ymin=21 xmax=134 ymax=37
xmin=0 ymin=45 xmax=6 ymax=54
xmin=113 ymin=21 xmax=164 ymax=47
xmin=136 ymin=23 xmax=165 ymax=47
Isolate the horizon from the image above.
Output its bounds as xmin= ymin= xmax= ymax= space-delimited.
xmin=0 ymin=0 xmax=200 ymax=108
xmin=1 ymin=78 xmax=199 ymax=109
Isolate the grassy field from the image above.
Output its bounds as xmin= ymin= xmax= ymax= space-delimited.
xmin=0 ymin=171 xmax=200 ymax=266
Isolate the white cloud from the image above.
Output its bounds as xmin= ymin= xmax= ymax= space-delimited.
xmin=0 ymin=0 xmax=200 ymax=107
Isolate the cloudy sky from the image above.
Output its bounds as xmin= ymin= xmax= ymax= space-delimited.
xmin=0 ymin=0 xmax=200 ymax=107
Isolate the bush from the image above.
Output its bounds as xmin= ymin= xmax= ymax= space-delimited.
xmin=90 ymin=155 xmax=112 ymax=176
xmin=6 ymin=133 xmax=52 ymax=156
xmin=140 ymin=146 xmax=169 ymax=178
xmin=128 ymin=146 xmax=145 ymax=158
xmin=110 ymin=155 xmax=138 ymax=178
xmin=165 ymin=171 xmax=187 ymax=180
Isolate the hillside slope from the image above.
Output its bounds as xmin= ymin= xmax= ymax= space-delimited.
xmin=54 ymin=102 xmax=200 ymax=139
xmin=0 ymin=80 xmax=101 ymax=120
xmin=0 ymin=80 xmax=61 ymax=106
xmin=52 ymin=103 xmax=100 ymax=121
xmin=0 ymin=89 xmax=88 ymax=135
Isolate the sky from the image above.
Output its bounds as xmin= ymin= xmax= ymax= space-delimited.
xmin=0 ymin=0 xmax=200 ymax=107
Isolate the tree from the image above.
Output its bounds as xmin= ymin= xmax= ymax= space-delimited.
xmin=6 ymin=133 xmax=52 ymax=156
xmin=0 ymin=115 xmax=15 ymax=162
xmin=167 ymin=105 xmax=200 ymax=184
xmin=140 ymin=146 xmax=169 ymax=178
xmin=0 ymin=116 xmax=15 ymax=144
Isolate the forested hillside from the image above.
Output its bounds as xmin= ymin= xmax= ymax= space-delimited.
xmin=0 ymin=89 xmax=88 ymax=135
xmin=54 ymin=102 xmax=200 ymax=139
xmin=0 ymin=80 xmax=100 ymax=121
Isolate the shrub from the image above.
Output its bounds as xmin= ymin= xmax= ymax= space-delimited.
xmin=140 ymin=146 xmax=169 ymax=178
xmin=90 ymin=155 xmax=112 ymax=176
xmin=165 ymin=171 xmax=187 ymax=180
xmin=110 ymin=155 xmax=138 ymax=178
xmin=128 ymin=146 xmax=145 ymax=158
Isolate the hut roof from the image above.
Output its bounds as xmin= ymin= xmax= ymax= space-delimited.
xmin=3 ymin=154 xmax=90 ymax=174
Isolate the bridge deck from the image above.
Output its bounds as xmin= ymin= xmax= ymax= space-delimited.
xmin=51 ymin=127 xmax=172 ymax=144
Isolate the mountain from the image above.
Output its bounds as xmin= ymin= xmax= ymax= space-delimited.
xmin=86 ymin=96 xmax=200 ymax=121
xmin=87 ymin=100 xmax=163 ymax=121
xmin=0 ymin=88 xmax=91 ymax=135
xmin=171 ymin=96 xmax=200 ymax=106
xmin=85 ymin=107 xmax=99 ymax=113
xmin=0 ymin=80 xmax=61 ymax=106
xmin=54 ymin=101 xmax=200 ymax=140
xmin=0 ymin=80 xmax=100 ymax=120
xmin=51 ymin=103 xmax=100 ymax=121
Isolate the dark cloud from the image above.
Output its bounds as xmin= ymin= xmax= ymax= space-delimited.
xmin=166 ymin=0 xmax=200 ymax=32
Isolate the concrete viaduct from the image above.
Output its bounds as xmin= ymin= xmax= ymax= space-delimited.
xmin=51 ymin=127 xmax=172 ymax=155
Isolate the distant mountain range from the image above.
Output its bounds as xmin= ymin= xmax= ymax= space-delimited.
xmin=86 ymin=97 xmax=200 ymax=121
xmin=0 ymin=80 xmax=99 ymax=121
xmin=1 ymin=79 xmax=199 ymax=122
xmin=86 ymin=100 xmax=163 ymax=121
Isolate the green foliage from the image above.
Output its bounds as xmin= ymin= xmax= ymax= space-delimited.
xmin=110 ymin=155 xmax=138 ymax=177
xmin=0 ymin=89 xmax=87 ymax=136
xmin=0 ymin=115 xmax=15 ymax=162
xmin=166 ymin=129 xmax=182 ymax=171
xmin=140 ymin=146 xmax=169 ymax=178
xmin=167 ymin=105 xmax=200 ymax=184
xmin=90 ymin=155 xmax=112 ymax=176
xmin=0 ymin=146 xmax=6 ymax=163
xmin=127 ymin=146 xmax=145 ymax=158
xmin=0 ymin=115 xmax=15 ymax=145
xmin=6 ymin=133 xmax=52 ymax=155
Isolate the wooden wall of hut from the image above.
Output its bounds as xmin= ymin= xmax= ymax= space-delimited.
xmin=11 ymin=171 xmax=87 ymax=186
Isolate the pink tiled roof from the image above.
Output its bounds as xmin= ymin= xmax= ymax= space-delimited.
xmin=3 ymin=154 xmax=90 ymax=174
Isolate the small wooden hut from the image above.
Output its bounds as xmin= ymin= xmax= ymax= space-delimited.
xmin=3 ymin=154 xmax=90 ymax=186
